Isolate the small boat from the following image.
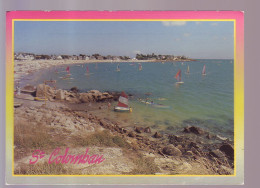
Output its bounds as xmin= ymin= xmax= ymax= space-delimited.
xmin=186 ymin=65 xmax=190 ymax=74
xmin=175 ymin=69 xmax=184 ymax=84
xmin=138 ymin=63 xmax=142 ymax=71
xmin=116 ymin=64 xmax=120 ymax=72
xmin=202 ymin=64 xmax=206 ymax=76
xmin=114 ymin=91 xmax=132 ymax=112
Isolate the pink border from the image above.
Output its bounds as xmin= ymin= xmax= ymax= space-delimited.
xmin=6 ymin=11 xmax=244 ymax=180
xmin=7 ymin=11 xmax=243 ymax=20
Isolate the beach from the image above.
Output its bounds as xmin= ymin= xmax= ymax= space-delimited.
xmin=14 ymin=59 xmax=194 ymax=83
xmin=13 ymin=59 xmax=235 ymax=175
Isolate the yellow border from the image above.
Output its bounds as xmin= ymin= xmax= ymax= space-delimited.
xmin=11 ymin=19 xmax=237 ymax=177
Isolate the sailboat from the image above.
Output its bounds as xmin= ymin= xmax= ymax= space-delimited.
xmin=66 ymin=66 xmax=71 ymax=75
xmin=186 ymin=65 xmax=190 ymax=74
xmin=138 ymin=63 xmax=142 ymax=71
xmin=114 ymin=91 xmax=132 ymax=112
xmin=175 ymin=69 xmax=184 ymax=84
xmin=85 ymin=65 xmax=94 ymax=76
xmin=116 ymin=64 xmax=120 ymax=72
xmin=86 ymin=66 xmax=90 ymax=75
xmin=202 ymin=64 xmax=206 ymax=76
xmin=60 ymin=66 xmax=73 ymax=80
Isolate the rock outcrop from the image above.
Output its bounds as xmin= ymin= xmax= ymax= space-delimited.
xmin=219 ymin=143 xmax=234 ymax=160
xmin=184 ymin=126 xmax=205 ymax=135
xmin=162 ymin=145 xmax=182 ymax=156
xmin=36 ymin=84 xmax=55 ymax=99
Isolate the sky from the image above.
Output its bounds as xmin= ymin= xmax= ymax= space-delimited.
xmin=14 ymin=21 xmax=234 ymax=59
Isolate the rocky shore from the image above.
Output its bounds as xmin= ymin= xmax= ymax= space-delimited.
xmin=14 ymin=84 xmax=234 ymax=175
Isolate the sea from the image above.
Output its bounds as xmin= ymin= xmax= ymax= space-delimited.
xmin=21 ymin=59 xmax=234 ymax=140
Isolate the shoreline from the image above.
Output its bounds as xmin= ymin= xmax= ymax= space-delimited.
xmin=14 ymin=59 xmax=194 ymax=82
xmin=14 ymin=85 xmax=234 ymax=175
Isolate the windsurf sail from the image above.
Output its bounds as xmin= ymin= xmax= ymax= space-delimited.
xmin=175 ymin=69 xmax=182 ymax=82
xmin=138 ymin=63 xmax=142 ymax=71
xmin=66 ymin=66 xmax=70 ymax=74
xmin=86 ymin=66 xmax=89 ymax=74
xmin=202 ymin=64 xmax=206 ymax=75
xmin=186 ymin=65 xmax=190 ymax=74
xmin=117 ymin=91 xmax=129 ymax=108
xmin=116 ymin=64 xmax=120 ymax=72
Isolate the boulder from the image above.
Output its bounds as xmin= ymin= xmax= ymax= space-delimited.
xmin=162 ymin=145 xmax=182 ymax=156
xmin=102 ymin=92 xmax=110 ymax=96
xmin=219 ymin=143 xmax=234 ymax=160
xmin=135 ymin=127 xmax=143 ymax=133
xmin=36 ymin=84 xmax=55 ymax=98
xmin=70 ymin=87 xmax=79 ymax=93
xmin=79 ymin=93 xmax=93 ymax=103
xmin=189 ymin=142 xmax=200 ymax=149
xmin=56 ymin=89 xmax=65 ymax=100
xmin=169 ymin=135 xmax=183 ymax=143
xmin=90 ymin=90 xmax=100 ymax=94
xmin=206 ymin=133 xmax=214 ymax=139
xmin=22 ymin=85 xmax=35 ymax=91
xmin=68 ymin=92 xmax=76 ymax=98
xmin=144 ymin=127 xmax=151 ymax=133
xmin=128 ymin=132 xmax=135 ymax=138
xmin=21 ymin=85 xmax=36 ymax=95
xmin=153 ymin=132 xmax=162 ymax=138
xmin=15 ymin=93 xmax=35 ymax=101
xmin=184 ymin=126 xmax=205 ymax=135
xmin=110 ymin=92 xmax=121 ymax=101
xmin=209 ymin=149 xmax=226 ymax=159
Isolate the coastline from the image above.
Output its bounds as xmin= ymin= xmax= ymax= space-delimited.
xmin=13 ymin=84 xmax=234 ymax=175
xmin=14 ymin=59 xmax=194 ymax=82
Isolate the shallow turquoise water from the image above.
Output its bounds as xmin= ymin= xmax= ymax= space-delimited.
xmin=22 ymin=59 xmax=234 ymax=139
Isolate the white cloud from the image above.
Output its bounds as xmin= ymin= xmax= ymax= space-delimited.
xmin=175 ymin=38 xmax=181 ymax=41
xmin=210 ymin=22 xmax=218 ymax=26
xmin=195 ymin=21 xmax=201 ymax=25
xmin=183 ymin=33 xmax=191 ymax=37
xmin=162 ymin=21 xmax=187 ymax=27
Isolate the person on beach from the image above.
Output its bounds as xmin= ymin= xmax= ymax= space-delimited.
xmin=108 ymin=102 xmax=111 ymax=109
